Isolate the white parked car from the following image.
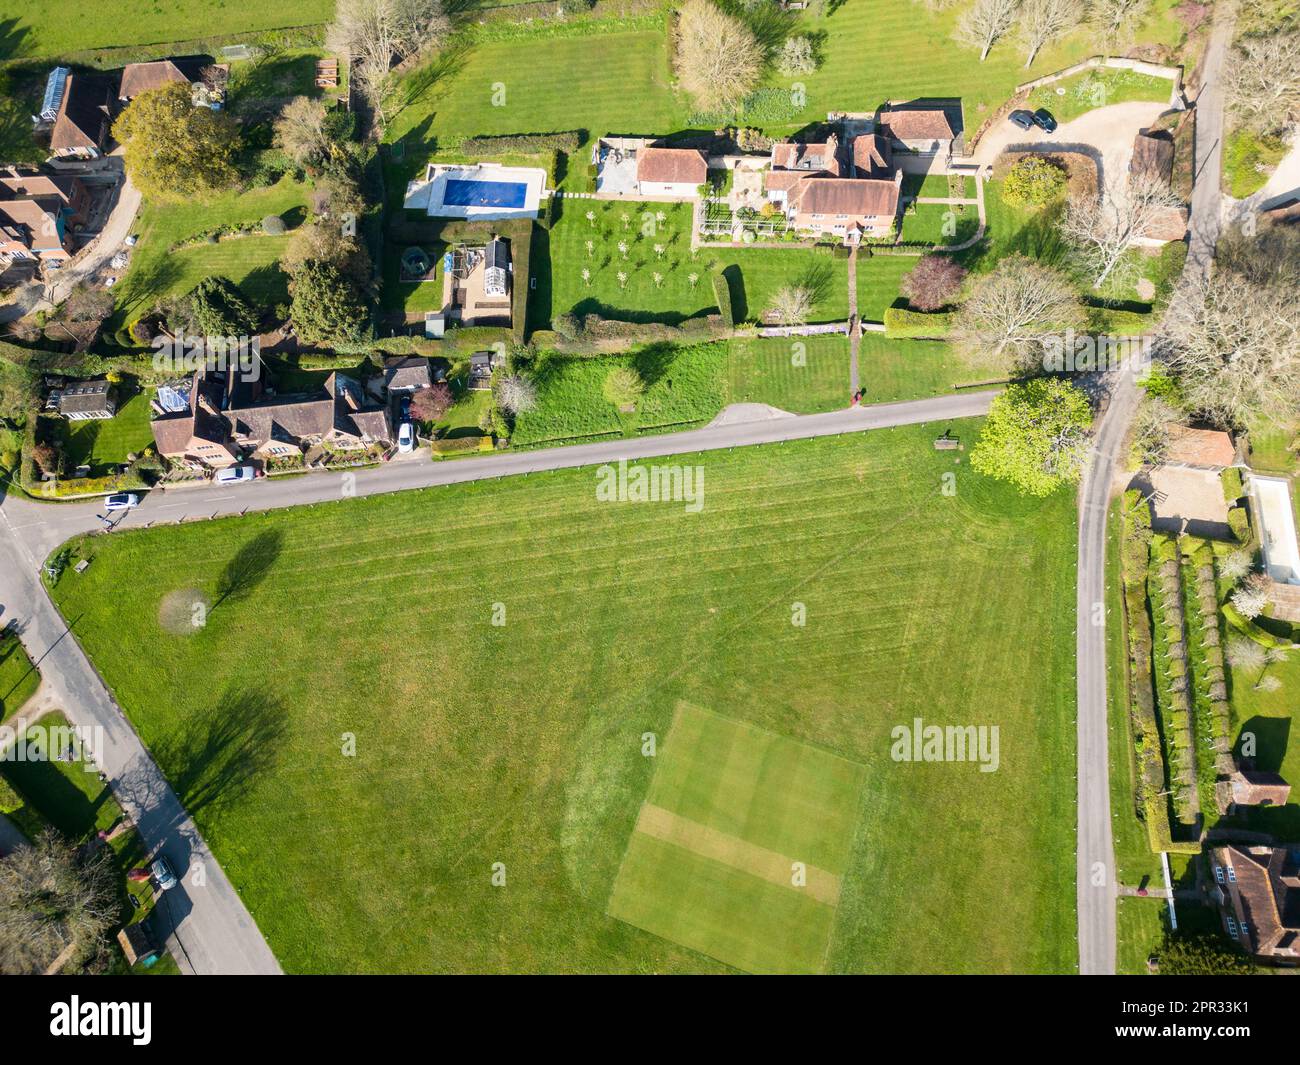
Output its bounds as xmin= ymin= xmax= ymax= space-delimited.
xmin=125 ymin=235 xmax=139 ymax=247
xmin=215 ymin=464 xmax=258 ymax=485
xmin=104 ymin=492 xmax=139 ymax=511
xmin=103 ymin=276 xmax=116 ymax=288
xmin=398 ymin=422 xmax=415 ymax=454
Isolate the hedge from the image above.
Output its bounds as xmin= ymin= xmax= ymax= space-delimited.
xmin=512 ymin=221 xmax=534 ymax=344
xmin=884 ymin=307 xmax=952 ymax=339
xmin=431 ymin=435 xmax=494 ymax=455
xmin=458 ymin=131 xmax=584 ymax=156
xmin=1220 ymin=466 xmax=1244 ymax=503
xmin=1223 ymin=603 xmax=1296 ymax=648
xmin=712 ymin=270 xmax=734 ymax=329
xmin=1227 ymin=505 xmax=1250 ymax=544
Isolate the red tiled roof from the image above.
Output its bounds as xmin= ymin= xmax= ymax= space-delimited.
xmin=1164 ymin=425 xmax=1235 ymax=468
xmin=790 ymin=175 xmax=900 ymax=219
xmin=881 ymin=108 xmax=954 ymax=142
xmin=636 ymin=147 xmax=707 ymax=186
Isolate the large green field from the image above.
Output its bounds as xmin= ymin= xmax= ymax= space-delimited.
xmin=51 ymin=423 xmax=1079 ymax=973
xmin=0 ymin=0 xmax=333 ymax=60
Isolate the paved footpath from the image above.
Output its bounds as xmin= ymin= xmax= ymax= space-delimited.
xmin=0 ymin=390 xmax=996 ymax=974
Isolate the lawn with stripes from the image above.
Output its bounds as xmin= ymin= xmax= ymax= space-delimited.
xmin=51 ymin=423 xmax=1078 ymax=972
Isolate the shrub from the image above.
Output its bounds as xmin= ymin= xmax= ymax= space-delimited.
xmin=0 ymin=775 xmax=21 ymax=814
xmin=1001 ymin=156 xmax=1067 ymax=208
xmin=262 ymin=214 xmax=287 ymax=235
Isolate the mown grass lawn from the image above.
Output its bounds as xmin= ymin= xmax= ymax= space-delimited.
xmin=512 ymin=342 xmax=729 ymax=446
xmin=545 ymin=201 xmax=708 ymax=325
xmin=1026 ymin=68 xmax=1174 ymax=125
xmin=51 ymin=423 xmax=1079 ymax=974
xmin=111 ymin=176 xmax=310 ymax=329
xmin=62 ymin=389 xmax=155 ymax=474
xmin=387 ymin=26 xmax=686 ymax=151
xmin=727 ymin=336 xmax=850 ymax=413
xmin=0 ymin=0 xmax=334 ymax=59
xmin=786 ymin=0 xmax=1185 ymax=133
xmin=0 ymin=631 xmax=38 ymax=721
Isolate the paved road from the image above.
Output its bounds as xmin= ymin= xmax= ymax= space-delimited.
xmin=0 ymin=513 xmax=283 ymax=975
xmin=1072 ymin=9 xmax=1234 ymax=976
xmin=0 ymin=389 xmax=996 ymax=974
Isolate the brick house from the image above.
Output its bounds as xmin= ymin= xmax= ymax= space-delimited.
xmin=0 ymin=173 xmax=92 ymax=268
xmin=1209 ymin=844 xmax=1300 ymax=965
xmin=151 ymin=361 xmax=393 ymax=469
xmin=635 ymin=147 xmax=708 ymax=197
xmin=764 ymin=130 xmax=902 ymax=242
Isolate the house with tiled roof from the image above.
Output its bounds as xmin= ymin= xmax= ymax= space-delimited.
xmin=877 ymin=104 xmax=959 ymax=155
xmin=118 ymin=59 xmax=197 ymax=101
xmin=151 ymin=359 xmax=393 ymax=469
xmin=1162 ymin=425 xmax=1237 ymax=470
xmin=48 ymin=74 xmax=113 ymax=160
xmin=635 ymin=147 xmax=708 ymax=197
xmin=1210 ymin=844 xmax=1300 ymax=964
xmin=763 ymin=129 xmax=901 ymax=243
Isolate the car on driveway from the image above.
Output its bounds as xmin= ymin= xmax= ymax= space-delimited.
xmin=150 ymin=856 xmax=178 ymax=891
xmin=215 ymin=464 xmax=259 ymax=485
xmin=398 ymin=421 xmax=415 ymax=454
xmin=104 ymin=492 xmax=140 ymax=511
xmin=400 ymin=394 xmax=412 ymax=421
xmin=1008 ymin=109 xmax=1035 ymax=131
xmin=1031 ymin=108 xmax=1058 ymax=133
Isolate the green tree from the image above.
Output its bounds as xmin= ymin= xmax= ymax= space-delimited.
xmin=970 ymin=378 xmax=1092 ymax=496
xmin=1001 ymin=156 xmax=1067 ymax=208
xmin=187 ymin=276 xmax=258 ymax=338
xmin=603 ymin=366 xmax=645 ymax=409
xmin=112 ymin=82 xmax=240 ymax=202
xmin=1156 ymin=931 xmax=1255 ymax=975
xmin=289 ymin=260 xmax=370 ymax=346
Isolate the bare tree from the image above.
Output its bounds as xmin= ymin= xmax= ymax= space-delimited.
xmin=953 ymin=255 xmax=1084 ymax=372
xmin=1226 ymin=634 xmax=1267 ymax=671
xmin=1224 ymin=32 xmax=1300 ymax=135
xmin=273 ymin=96 xmax=332 ymax=167
xmin=1157 ymin=272 xmax=1300 ymax=428
xmin=328 ymin=0 xmax=452 ymax=130
xmin=1130 ymin=394 xmax=1182 ymax=467
xmin=496 ymin=374 xmax=538 ymax=415
xmin=1230 ymin=573 xmax=1273 ymax=620
xmin=768 ymin=285 xmax=815 ymax=326
xmin=674 ymin=0 xmax=763 ymax=112
xmin=1060 ymin=172 xmax=1183 ymax=288
xmin=900 ymin=254 xmax=966 ymax=311
xmin=1089 ymin=0 xmax=1152 ymax=48
xmin=0 ymin=830 xmax=116 ymax=975
xmin=955 ymin=0 xmax=1021 ymax=62
xmin=1220 ymin=549 xmax=1253 ymax=584
xmin=1018 ymin=0 xmax=1085 ymax=68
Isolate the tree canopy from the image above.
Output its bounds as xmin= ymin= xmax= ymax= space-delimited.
xmin=112 ymin=82 xmax=241 ymax=202
xmin=970 ymin=378 xmax=1093 ymax=496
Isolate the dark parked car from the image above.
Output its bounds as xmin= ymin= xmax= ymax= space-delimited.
xmin=1032 ymin=108 xmax=1058 ymax=133
xmin=400 ymin=394 xmax=412 ymax=420
xmin=1008 ymin=109 xmax=1035 ymax=131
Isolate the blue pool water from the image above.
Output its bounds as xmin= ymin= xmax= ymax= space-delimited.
xmin=443 ymin=178 xmax=528 ymax=209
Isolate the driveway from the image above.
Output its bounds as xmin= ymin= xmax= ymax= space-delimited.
xmin=973 ymin=101 xmax=1172 ymax=194
xmin=0 ymin=153 xmax=140 ymax=323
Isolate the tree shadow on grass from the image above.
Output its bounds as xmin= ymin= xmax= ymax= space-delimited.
xmin=152 ymin=685 xmax=287 ymax=821
xmin=213 ymin=529 xmax=283 ymax=610
xmin=796 ymin=258 xmax=835 ymax=309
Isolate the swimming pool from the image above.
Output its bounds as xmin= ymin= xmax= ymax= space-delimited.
xmin=442 ymin=179 xmax=528 ymax=210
